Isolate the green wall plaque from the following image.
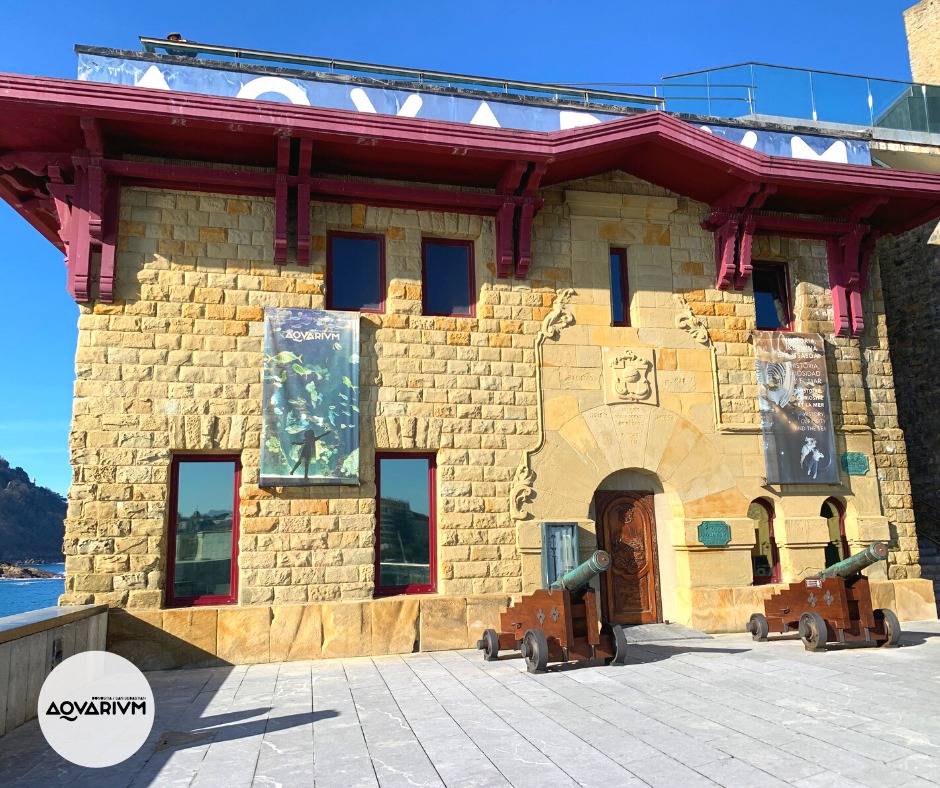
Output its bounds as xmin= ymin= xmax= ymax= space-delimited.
xmin=841 ymin=452 xmax=870 ymax=476
xmin=698 ymin=521 xmax=731 ymax=546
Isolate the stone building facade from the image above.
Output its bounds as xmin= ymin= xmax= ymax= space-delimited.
xmin=61 ymin=174 xmax=936 ymax=666
xmin=2 ymin=41 xmax=940 ymax=667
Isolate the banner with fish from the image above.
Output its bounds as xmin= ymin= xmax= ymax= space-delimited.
xmin=260 ymin=309 xmax=360 ymax=486
xmin=754 ymin=331 xmax=838 ymax=485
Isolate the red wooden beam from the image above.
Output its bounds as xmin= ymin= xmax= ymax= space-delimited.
xmin=99 ymin=182 xmax=120 ymax=303
xmin=296 ymin=138 xmax=314 ymax=266
xmin=100 ymin=159 xmax=274 ymax=190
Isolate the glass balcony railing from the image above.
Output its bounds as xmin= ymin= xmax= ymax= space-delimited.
xmin=662 ymin=63 xmax=940 ymax=135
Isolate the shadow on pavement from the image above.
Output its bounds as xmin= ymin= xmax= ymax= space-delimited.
xmin=482 ymin=642 xmax=749 ymax=672
xmin=154 ymin=709 xmax=339 ymax=751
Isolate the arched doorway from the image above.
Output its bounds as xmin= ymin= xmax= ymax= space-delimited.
xmin=749 ymin=498 xmax=780 ymax=584
xmin=594 ymin=490 xmax=662 ymax=624
xmin=821 ymin=497 xmax=849 ymax=567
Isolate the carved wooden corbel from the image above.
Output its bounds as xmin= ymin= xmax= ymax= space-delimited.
xmin=296 ymin=138 xmax=313 ymax=266
xmin=494 ymin=161 xmax=526 ymax=279
xmin=514 ymin=163 xmax=546 ymax=280
xmin=827 ymin=224 xmax=874 ymax=338
xmin=274 ymin=136 xmax=290 ymax=265
xmin=703 ymin=182 xmax=776 ymax=292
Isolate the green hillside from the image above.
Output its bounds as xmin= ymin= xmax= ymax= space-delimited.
xmin=0 ymin=456 xmax=66 ymax=563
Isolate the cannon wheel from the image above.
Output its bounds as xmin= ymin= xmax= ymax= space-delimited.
xmin=799 ymin=611 xmax=828 ymax=652
xmin=481 ymin=628 xmax=501 ymax=661
xmin=610 ymin=624 xmax=629 ymax=666
xmin=521 ymin=628 xmax=548 ymax=674
xmin=748 ymin=613 xmax=769 ymax=642
xmin=875 ymin=608 xmax=902 ymax=647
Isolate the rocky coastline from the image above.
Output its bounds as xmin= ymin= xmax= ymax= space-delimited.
xmin=0 ymin=563 xmax=63 ymax=579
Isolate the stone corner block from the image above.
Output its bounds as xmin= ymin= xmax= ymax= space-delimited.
xmin=321 ymin=600 xmax=371 ymax=659
xmin=217 ymin=606 xmax=272 ymax=664
xmin=371 ymin=597 xmax=419 ymax=655
xmin=419 ymin=596 xmax=469 ymax=651
xmin=162 ymin=607 xmax=219 ymax=665
xmin=105 ymin=609 xmax=173 ymax=671
xmin=466 ymin=594 xmax=511 ymax=647
xmin=271 ymin=604 xmax=322 ymax=662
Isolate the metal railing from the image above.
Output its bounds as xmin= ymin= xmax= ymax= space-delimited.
xmin=663 ymin=62 xmax=940 ymax=134
xmin=136 ymin=41 xmax=940 ymax=134
xmin=139 ymin=36 xmax=667 ymax=112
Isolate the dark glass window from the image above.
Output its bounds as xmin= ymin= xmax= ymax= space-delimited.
xmin=376 ymin=454 xmax=436 ymax=594
xmin=749 ymin=498 xmax=780 ymax=585
xmin=423 ymin=239 xmax=474 ymax=317
xmin=821 ymin=498 xmax=850 ymax=567
xmin=167 ymin=456 xmax=240 ymax=606
xmin=610 ymin=248 xmax=630 ymax=326
xmin=753 ymin=263 xmax=790 ymax=330
xmin=327 ymin=233 xmax=384 ymax=312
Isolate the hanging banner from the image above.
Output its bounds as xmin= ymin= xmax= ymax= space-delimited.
xmin=754 ymin=331 xmax=838 ymax=485
xmin=260 ymin=309 xmax=360 ymax=486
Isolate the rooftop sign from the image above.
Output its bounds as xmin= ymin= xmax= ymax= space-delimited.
xmin=77 ymin=50 xmax=870 ymax=165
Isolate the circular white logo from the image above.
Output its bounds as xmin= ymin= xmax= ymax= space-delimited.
xmin=38 ymin=651 xmax=155 ymax=768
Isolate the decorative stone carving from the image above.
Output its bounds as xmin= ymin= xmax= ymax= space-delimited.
xmin=674 ymin=293 xmax=710 ymax=345
xmin=603 ymin=348 xmax=657 ymax=405
xmin=510 ymin=288 xmax=577 ymax=522
xmin=539 ymin=287 xmax=575 ymax=342
xmin=509 ymin=462 xmax=536 ymax=521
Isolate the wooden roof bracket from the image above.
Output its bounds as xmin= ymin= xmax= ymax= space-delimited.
xmin=495 ymin=161 xmax=527 ymax=278
xmin=827 ymin=224 xmax=878 ymax=338
xmin=703 ymin=182 xmax=776 ymax=292
xmin=514 ymin=163 xmax=546 ymax=280
xmin=274 ymin=136 xmax=290 ymax=265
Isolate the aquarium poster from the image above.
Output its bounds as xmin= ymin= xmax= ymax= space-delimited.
xmin=754 ymin=331 xmax=838 ymax=485
xmin=260 ymin=308 xmax=360 ymax=487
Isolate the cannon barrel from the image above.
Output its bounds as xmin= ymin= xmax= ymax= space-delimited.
xmin=550 ymin=550 xmax=611 ymax=592
xmin=816 ymin=542 xmax=888 ymax=579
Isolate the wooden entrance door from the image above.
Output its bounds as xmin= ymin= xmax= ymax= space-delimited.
xmin=595 ymin=491 xmax=661 ymax=625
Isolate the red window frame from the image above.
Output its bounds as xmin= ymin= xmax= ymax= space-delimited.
xmin=823 ymin=497 xmax=850 ymax=561
xmin=752 ymin=261 xmax=793 ymax=331
xmin=610 ymin=248 xmax=630 ymax=327
xmin=326 ymin=231 xmax=386 ymax=313
xmin=752 ymin=498 xmax=781 ymax=586
xmin=421 ymin=238 xmax=476 ymax=317
xmin=374 ymin=452 xmax=437 ymax=596
xmin=166 ymin=454 xmax=241 ymax=608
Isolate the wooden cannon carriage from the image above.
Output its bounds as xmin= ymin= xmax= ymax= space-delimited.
xmin=747 ymin=542 xmax=901 ymax=651
xmin=476 ymin=550 xmax=629 ymax=673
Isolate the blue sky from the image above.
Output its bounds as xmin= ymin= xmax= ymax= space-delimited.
xmin=0 ymin=0 xmax=919 ymax=495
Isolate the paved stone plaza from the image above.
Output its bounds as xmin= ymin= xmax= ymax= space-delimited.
xmin=2 ymin=622 xmax=940 ymax=786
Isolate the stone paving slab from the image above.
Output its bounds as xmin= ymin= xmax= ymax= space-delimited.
xmin=1 ymin=621 xmax=939 ymax=786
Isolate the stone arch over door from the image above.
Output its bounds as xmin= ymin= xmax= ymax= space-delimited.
xmin=525 ymin=404 xmax=752 ymax=612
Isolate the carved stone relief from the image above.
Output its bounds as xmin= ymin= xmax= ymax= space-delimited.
xmin=674 ymin=293 xmax=710 ymax=345
xmin=603 ymin=347 xmax=657 ymax=406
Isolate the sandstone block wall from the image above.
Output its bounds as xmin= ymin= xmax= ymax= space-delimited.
xmin=879 ymin=225 xmax=940 ymax=539
xmin=61 ymin=169 xmax=923 ymax=622
xmin=906 ymin=0 xmax=940 ymax=85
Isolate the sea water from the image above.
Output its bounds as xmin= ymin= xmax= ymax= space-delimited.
xmin=0 ymin=564 xmax=66 ymax=618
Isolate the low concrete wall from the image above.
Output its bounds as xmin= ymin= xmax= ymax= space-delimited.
xmin=0 ymin=605 xmax=108 ymax=737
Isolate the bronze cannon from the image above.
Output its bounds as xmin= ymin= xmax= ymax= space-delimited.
xmin=747 ymin=541 xmax=901 ymax=651
xmin=477 ymin=550 xmax=629 ymax=673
